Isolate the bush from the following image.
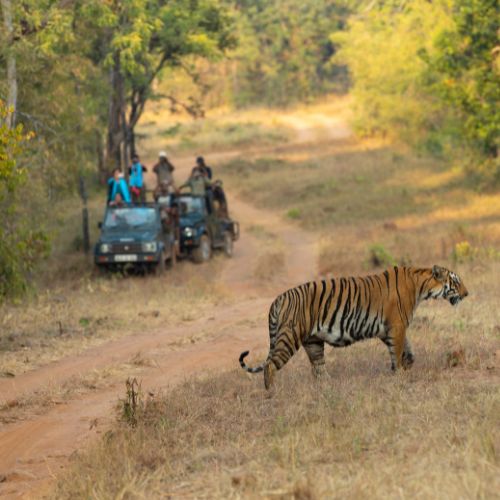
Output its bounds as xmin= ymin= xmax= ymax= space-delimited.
xmin=286 ymin=208 xmax=301 ymax=219
xmin=451 ymin=240 xmax=500 ymax=263
xmin=0 ymin=102 xmax=49 ymax=301
xmin=367 ymin=244 xmax=397 ymax=269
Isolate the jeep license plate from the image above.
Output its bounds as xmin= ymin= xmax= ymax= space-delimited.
xmin=114 ymin=254 xmax=138 ymax=262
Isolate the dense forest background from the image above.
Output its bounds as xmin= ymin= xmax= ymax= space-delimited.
xmin=0 ymin=0 xmax=498 ymax=299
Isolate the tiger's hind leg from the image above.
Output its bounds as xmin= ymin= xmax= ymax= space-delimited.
xmin=402 ymin=337 xmax=415 ymax=369
xmin=265 ymin=327 xmax=301 ymax=390
xmin=264 ymin=362 xmax=276 ymax=390
xmin=303 ymin=338 xmax=327 ymax=379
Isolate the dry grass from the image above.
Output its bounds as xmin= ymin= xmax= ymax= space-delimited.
xmin=0 ymin=364 xmax=141 ymax=424
xmin=219 ymin=138 xmax=500 ymax=278
xmin=36 ymin=99 xmax=500 ymax=498
xmin=53 ymin=267 xmax=499 ymax=498
xmin=137 ymin=111 xmax=291 ymax=157
xmin=136 ymin=95 xmax=350 ymax=159
xmin=0 ymin=207 xmax=230 ymax=377
xmin=53 ymin=124 xmax=500 ymax=499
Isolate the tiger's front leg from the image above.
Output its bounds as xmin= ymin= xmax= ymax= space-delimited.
xmin=382 ymin=325 xmax=406 ymax=371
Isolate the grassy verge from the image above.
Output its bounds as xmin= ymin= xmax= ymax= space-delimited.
xmin=0 ymin=362 xmax=143 ymax=424
xmin=0 ymin=192 xmax=229 ymax=376
xmin=137 ymin=116 xmax=291 ymax=156
xmin=52 ymin=129 xmax=500 ymax=497
xmin=220 ymin=141 xmax=500 ymax=276
xmin=53 ymin=270 xmax=499 ymax=498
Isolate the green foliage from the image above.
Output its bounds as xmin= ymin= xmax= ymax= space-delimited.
xmin=226 ymin=0 xmax=354 ymax=107
xmin=334 ymin=0 xmax=454 ymax=143
xmin=286 ymin=207 xmax=301 ymax=219
xmin=451 ymin=240 xmax=500 ymax=263
xmin=335 ymin=0 xmax=499 ymax=184
xmin=0 ymin=101 xmax=50 ymax=301
xmin=367 ymin=244 xmax=397 ymax=269
xmin=422 ymin=0 xmax=500 ymax=183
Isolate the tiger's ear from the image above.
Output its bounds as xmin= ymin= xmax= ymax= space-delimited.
xmin=432 ymin=265 xmax=447 ymax=281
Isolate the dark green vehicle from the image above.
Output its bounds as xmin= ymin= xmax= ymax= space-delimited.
xmin=177 ymin=194 xmax=239 ymax=263
xmin=94 ymin=204 xmax=177 ymax=273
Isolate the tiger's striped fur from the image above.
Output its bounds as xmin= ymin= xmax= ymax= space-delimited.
xmin=239 ymin=265 xmax=468 ymax=389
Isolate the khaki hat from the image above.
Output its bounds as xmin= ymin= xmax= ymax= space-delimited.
xmin=159 ymin=151 xmax=167 ymax=158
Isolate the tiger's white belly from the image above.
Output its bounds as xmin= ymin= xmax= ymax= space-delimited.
xmin=313 ymin=326 xmax=354 ymax=347
xmin=312 ymin=317 xmax=386 ymax=347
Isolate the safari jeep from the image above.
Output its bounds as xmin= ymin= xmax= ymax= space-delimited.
xmin=176 ymin=193 xmax=239 ymax=263
xmin=94 ymin=204 xmax=177 ymax=273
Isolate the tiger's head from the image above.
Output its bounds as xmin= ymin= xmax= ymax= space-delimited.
xmin=426 ymin=265 xmax=469 ymax=306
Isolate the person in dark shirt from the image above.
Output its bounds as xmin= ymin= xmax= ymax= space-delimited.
xmin=213 ymin=179 xmax=228 ymax=218
xmin=191 ymin=156 xmax=212 ymax=180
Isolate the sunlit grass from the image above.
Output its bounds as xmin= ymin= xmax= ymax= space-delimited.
xmin=53 ymin=265 xmax=500 ymax=498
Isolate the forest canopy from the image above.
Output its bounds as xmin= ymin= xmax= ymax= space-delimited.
xmin=0 ymin=0 xmax=498 ymax=299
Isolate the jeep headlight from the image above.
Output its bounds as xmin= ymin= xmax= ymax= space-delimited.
xmin=142 ymin=242 xmax=157 ymax=252
xmin=183 ymin=227 xmax=194 ymax=237
xmin=100 ymin=243 xmax=110 ymax=253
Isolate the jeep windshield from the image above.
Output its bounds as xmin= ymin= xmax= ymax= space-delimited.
xmin=103 ymin=207 xmax=158 ymax=231
xmin=178 ymin=196 xmax=205 ymax=216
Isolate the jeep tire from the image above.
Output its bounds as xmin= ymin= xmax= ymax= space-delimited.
xmin=193 ymin=234 xmax=211 ymax=263
xmin=223 ymin=231 xmax=233 ymax=258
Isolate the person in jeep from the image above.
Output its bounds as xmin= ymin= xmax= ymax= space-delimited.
xmin=191 ymin=156 xmax=212 ymax=180
xmin=179 ymin=167 xmax=211 ymax=196
xmin=128 ymin=153 xmax=148 ymax=202
xmin=213 ymin=179 xmax=228 ymax=218
xmin=153 ymin=151 xmax=176 ymax=189
xmin=107 ymin=168 xmax=131 ymax=206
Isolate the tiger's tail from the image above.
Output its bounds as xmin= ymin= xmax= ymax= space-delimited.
xmin=239 ymin=351 xmax=266 ymax=373
xmin=239 ymin=294 xmax=284 ymax=375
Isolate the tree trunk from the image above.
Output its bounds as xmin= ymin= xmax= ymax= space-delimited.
xmin=105 ymin=52 xmax=125 ymax=175
xmin=1 ymin=0 xmax=17 ymax=129
xmin=95 ymin=130 xmax=107 ymax=184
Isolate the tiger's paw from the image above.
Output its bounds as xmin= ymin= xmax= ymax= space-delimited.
xmin=402 ymin=352 xmax=415 ymax=369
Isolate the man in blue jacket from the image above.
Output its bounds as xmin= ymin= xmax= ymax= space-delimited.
xmin=129 ymin=153 xmax=148 ymax=202
xmin=107 ymin=168 xmax=131 ymax=206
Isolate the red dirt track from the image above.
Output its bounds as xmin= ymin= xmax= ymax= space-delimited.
xmin=0 ymin=121 xmax=340 ymax=498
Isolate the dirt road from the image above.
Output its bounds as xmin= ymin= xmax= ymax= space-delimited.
xmin=0 ymin=113 xmax=347 ymax=498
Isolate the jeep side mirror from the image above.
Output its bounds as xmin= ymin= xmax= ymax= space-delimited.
xmin=98 ymin=221 xmax=103 ymax=229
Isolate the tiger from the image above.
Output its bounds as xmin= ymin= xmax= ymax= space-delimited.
xmin=239 ymin=265 xmax=468 ymax=389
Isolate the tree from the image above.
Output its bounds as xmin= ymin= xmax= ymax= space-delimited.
xmin=226 ymin=0 xmax=353 ymax=107
xmin=0 ymin=101 xmax=49 ymax=300
xmin=0 ymin=0 xmax=17 ymax=128
xmin=333 ymin=0 xmax=454 ymax=144
xmin=79 ymin=0 xmax=234 ymax=176
xmin=424 ymin=0 xmax=499 ymax=163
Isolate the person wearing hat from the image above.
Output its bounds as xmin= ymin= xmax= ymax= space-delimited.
xmin=153 ymin=151 xmax=176 ymax=190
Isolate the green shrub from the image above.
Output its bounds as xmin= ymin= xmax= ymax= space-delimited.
xmin=367 ymin=244 xmax=397 ymax=269
xmin=451 ymin=240 xmax=500 ymax=263
xmin=0 ymin=102 xmax=50 ymax=301
xmin=286 ymin=208 xmax=301 ymax=219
